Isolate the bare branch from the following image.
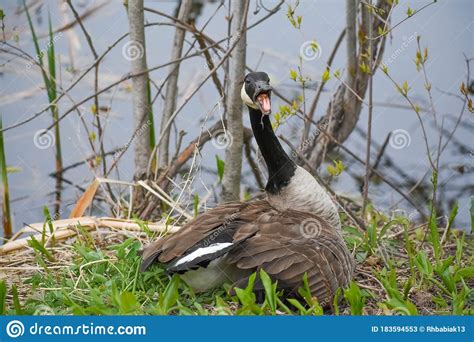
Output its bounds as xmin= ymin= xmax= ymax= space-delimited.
xmin=158 ymin=0 xmax=193 ymax=168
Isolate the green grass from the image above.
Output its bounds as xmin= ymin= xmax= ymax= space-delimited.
xmin=0 ymin=117 xmax=12 ymax=238
xmin=24 ymin=3 xmax=63 ymax=214
xmin=1 ymin=203 xmax=472 ymax=316
xmin=146 ymin=79 xmax=155 ymax=149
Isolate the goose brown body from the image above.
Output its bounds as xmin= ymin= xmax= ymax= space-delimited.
xmin=141 ymin=199 xmax=354 ymax=303
xmin=141 ymin=71 xmax=355 ymax=304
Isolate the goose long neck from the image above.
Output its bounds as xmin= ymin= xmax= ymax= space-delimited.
xmin=248 ymin=107 xmax=296 ymax=194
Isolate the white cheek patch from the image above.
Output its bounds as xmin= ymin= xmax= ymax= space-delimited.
xmin=241 ymin=83 xmax=258 ymax=109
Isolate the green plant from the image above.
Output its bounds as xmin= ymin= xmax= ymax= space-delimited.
xmin=378 ymin=268 xmax=418 ymax=315
xmin=215 ymin=155 xmax=225 ymax=182
xmin=157 ymin=275 xmax=180 ymax=314
xmin=193 ymin=193 xmax=199 ymax=217
xmin=27 ymin=236 xmax=55 ymax=262
xmin=2 ymin=189 xmax=471 ymax=316
xmin=0 ymin=280 xmax=6 ymax=315
xmin=234 ymin=273 xmax=261 ymax=315
xmin=24 ymin=3 xmax=63 ymax=214
xmin=0 ymin=117 xmax=12 ymax=238
xmin=344 ymin=281 xmax=366 ymax=315
xmin=287 ymin=273 xmax=324 ymax=315
xmin=259 ymin=269 xmax=277 ymax=314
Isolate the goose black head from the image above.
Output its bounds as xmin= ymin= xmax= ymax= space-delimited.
xmin=241 ymin=72 xmax=272 ymax=115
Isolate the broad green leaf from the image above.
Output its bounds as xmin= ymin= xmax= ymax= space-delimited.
xmin=160 ymin=275 xmax=180 ymax=314
xmin=290 ymin=69 xmax=297 ymax=81
xmin=344 ymin=281 xmax=365 ymax=315
xmin=215 ymin=155 xmax=225 ymax=182
xmin=119 ymin=291 xmax=138 ymax=313
xmin=259 ymin=269 xmax=277 ymax=314
xmin=235 ymin=273 xmax=256 ymax=307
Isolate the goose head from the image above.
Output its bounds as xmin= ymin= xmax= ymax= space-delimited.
xmin=241 ymin=72 xmax=272 ymax=115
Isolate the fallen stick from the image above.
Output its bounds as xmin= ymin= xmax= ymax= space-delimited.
xmin=98 ymin=217 xmax=180 ymax=233
xmin=0 ymin=224 xmax=95 ymax=255
xmin=0 ymin=217 xmax=181 ymax=255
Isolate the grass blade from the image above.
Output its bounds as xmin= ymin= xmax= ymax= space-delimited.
xmin=24 ymin=3 xmax=63 ymax=215
xmin=470 ymin=196 xmax=473 ymax=233
xmin=0 ymin=280 xmax=6 ymax=314
xmin=27 ymin=235 xmax=55 ymax=262
xmin=12 ymin=284 xmax=23 ymax=315
xmin=146 ymin=79 xmax=155 ymax=148
xmin=23 ymin=1 xmax=50 ymax=93
xmin=0 ymin=117 xmax=12 ymax=238
xmin=47 ymin=13 xmax=57 ymax=100
xmin=47 ymin=12 xmax=63 ymax=216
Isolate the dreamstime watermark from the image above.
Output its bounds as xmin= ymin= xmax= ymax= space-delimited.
xmin=33 ymin=129 xmax=55 ymax=149
xmin=5 ymin=320 xmax=146 ymax=338
xmin=201 ymin=201 xmax=258 ymax=247
xmin=33 ymin=305 xmax=56 ymax=316
xmin=202 ymin=213 xmax=238 ymax=247
xmin=384 ymin=32 xmax=418 ymax=67
xmin=6 ymin=320 xmax=24 ymax=338
xmin=300 ymin=40 xmax=322 ymax=61
xmin=389 ymin=129 xmax=411 ymax=149
xmin=114 ymin=119 xmax=152 ymax=159
xmin=122 ymin=40 xmax=144 ymax=61
xmin=291 ymin=117 xmax=329 ymax=159
xmin=203 ymin=32 xmax=243 ymax=70
xmin=26 ymin=32 xmax=63 ymax=69
xmin=211 ymin=129 xmax=233 ymax=149
xmin=299 ymin=218 xmax=322 ymax=239
xmin=390 ymin=208 xmax=417 ymax=221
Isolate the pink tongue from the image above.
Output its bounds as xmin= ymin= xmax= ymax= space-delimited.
xmin=257 ymin=94 xmax=271 ymax=113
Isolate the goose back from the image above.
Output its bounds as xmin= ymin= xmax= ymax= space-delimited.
xmin=141 ymin=199 xmax=354 ymax=303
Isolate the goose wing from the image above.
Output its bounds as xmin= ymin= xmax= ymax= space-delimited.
xmin=228 ymin=210 xmax=355 ymax=303
xmin=141 ymin=200 xmax=354 ymax=302
xmin=140 ymin=199 xmax=271 ymax=271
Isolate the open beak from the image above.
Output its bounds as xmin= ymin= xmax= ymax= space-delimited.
xmin=253 ymin=82 xmax=272 ymax=115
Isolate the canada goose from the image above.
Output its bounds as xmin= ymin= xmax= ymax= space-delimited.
xmin=141 ymin=72 xmax=354 ymax=305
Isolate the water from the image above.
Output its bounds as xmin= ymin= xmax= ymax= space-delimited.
xmin=0 ymin=0 xmax=472 ymax=232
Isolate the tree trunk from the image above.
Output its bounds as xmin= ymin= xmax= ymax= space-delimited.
xmin=220 ymin=0 xmax=248 ymax=202
xmin=307 ymin=0 xmax=390 ymax=168
xmin=127 ymin=0 xmax=151 ymax=178
xmin=345 ymin=0 xmax=357 ymax=89
xmin=158 ymin=0 xmax=193 ymax=168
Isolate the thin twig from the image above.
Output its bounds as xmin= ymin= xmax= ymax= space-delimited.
xmin=302 ymin=29 xmax=346 ymax=144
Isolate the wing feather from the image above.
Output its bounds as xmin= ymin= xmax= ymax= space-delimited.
xmin=140 ymin=200 xmax=271 ymax=271
xmin=141 ymin=198 xmax=354 ymax=302
xmin=228 ymin=209 xmax=354 ymax=302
